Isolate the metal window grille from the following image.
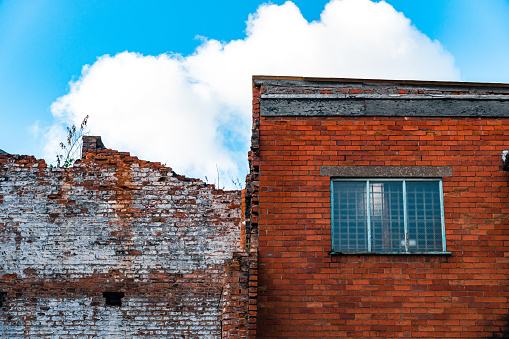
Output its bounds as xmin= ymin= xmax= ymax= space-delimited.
xmin=331 ymin=179 xmax=445 ymax=254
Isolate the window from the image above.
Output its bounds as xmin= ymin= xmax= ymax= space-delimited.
xmin=331 ymin=179 xmax=446 ymax=254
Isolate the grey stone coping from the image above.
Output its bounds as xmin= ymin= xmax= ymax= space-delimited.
xmin=260 ymin=98 xmax=509 ymax=117
xmin=261 ymin=93 xmax=509 ymax=100
xmin=320 ymin=166 xmax=453 ymax=178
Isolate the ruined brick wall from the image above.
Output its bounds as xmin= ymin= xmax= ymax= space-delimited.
xmin=0 ymin=137 xmax=243 ymax=338
xmin=251 ymin=77 xmax=509 ymax=338
xmin=243 ymin=85 xmax=262 ymax=339
xmin=221 ymin=188 xmax=256 ymax=339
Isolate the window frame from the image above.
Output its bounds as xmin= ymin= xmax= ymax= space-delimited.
xmin=330 ymin=178 xmax=448 ymax=255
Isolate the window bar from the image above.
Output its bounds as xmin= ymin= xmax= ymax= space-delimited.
xmin=354 ymin=189 xmax=358 ymax=251
xmin=357 ymin=187 xmax=362 ymax=251
xmin=366 ymin=180 xmax=371 ymax=252
xmin=429 ymin=184 xmax=434 ymax=251
xmin=350 ymin=189 xmax=353 ymax=251
xmin=330 ymin=180 xmax=334 ymax=252
xmin=415 ymin=186 xmax=422 ymax=251
xmin=346 ymin=188 xmax=350 ymax=251
xmin=439 ymin=180 xmax=446 ymax=252
xmin=402 ymin=180 xmax=408 ymax=253
xmin=393 ymin=187 xmax=398 ymax=252
xmin=346 ymin=191 xmax=357 ymax=251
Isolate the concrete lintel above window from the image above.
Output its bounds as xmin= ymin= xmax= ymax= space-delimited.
xmin=320 ymin=166 xmax=453 ymax=178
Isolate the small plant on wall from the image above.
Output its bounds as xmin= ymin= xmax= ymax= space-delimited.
xmin=52 ymin=115 xmax=89 ymax=168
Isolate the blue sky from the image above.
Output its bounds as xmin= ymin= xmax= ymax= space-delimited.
xmin=1 ymin=0 xmax=508 ymax=187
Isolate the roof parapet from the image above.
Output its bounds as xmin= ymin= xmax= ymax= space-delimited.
xmin=254 ymin=76 xmax=509 ymax=118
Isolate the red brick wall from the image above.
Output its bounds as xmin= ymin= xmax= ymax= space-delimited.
xmin=255 ymin=115 xmax=509 ymax=338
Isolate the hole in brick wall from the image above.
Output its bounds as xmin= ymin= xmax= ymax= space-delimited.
xmin=103 ymin=292 xmax=124 ymax=306
xmin=0 ymin=292 xmax=6 ymax=307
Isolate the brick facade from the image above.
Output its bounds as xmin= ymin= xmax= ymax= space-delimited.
xmin=3 ymin=76 xmax=509 ymax=338
xmin=250 ymin=77 xmax=509 ymax=338
xmin=0 ymin=137 xmax=245 ymax=338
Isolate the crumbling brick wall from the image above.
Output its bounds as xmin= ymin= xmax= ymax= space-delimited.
xmin=0 ymin=136 xmax=243 ymax=338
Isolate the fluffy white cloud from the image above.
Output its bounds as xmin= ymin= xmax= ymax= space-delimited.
xmin=47 ymin=0 xmax=459 ymax=189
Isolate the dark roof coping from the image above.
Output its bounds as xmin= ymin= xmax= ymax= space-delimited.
xmin=254 ymin=76 xmax=509 ymax=118
xmin=253 ymin=75 xmax=509 ymax=89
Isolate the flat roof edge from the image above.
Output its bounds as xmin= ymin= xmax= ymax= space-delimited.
xmin=252 ymin=75 xmax=509 ymax=88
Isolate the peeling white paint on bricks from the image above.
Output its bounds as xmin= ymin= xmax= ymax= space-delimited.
xmin=1 ymin=296 xmax=221 ymax=338
xmin=0 ymin=162 xmax=241 ymax=277
xmin=0 ymin=151 xmax=242 ymax=338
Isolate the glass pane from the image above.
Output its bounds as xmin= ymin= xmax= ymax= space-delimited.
xmin=406 ymin=181 xmax=443 ymax=252
xmin=332 ymin=181 xmax=368 ymax=252
xmin=370 ymin=181 xmax=405 ymax=253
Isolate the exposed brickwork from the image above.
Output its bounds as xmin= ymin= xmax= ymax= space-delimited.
xmin=251 ymin=78 xmax=509 ymax=338
xmin=0 ymin=138 xmax=243 ymax=338
xmin=222 ymin=252 xmax=250 ymax=338
xmin=244 ymin=84 xmax=262 ymax=338
xmin=221 ymin=189 xmax=253 ymax=339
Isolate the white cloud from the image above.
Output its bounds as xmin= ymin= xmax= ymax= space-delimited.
xmin=47 ymin=0 xmax=459 ymax=189
xmin=29 ymin=120 xmax=41 ymax=139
